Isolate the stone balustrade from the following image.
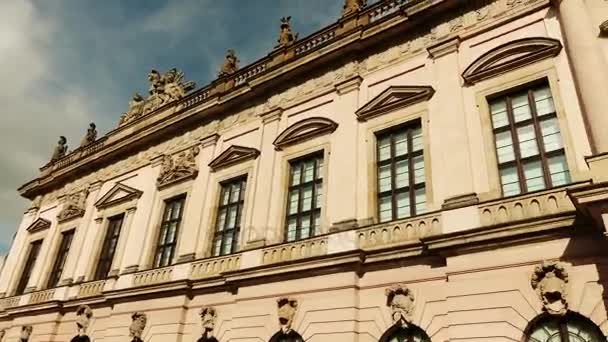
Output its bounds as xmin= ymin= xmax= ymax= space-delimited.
xmin=234 ymin=62 xmax=267 ymax=87
xmin=77 ymin=280 xmax=106 ymax=298
xmin=369 ymin=0 xmax=417 ymax=23
xmin=357 ymin=213 xmax=442 ymax=250
xmin=28 ymin=289 xmax=56 ymax=305
xmin=190 ymin=254 xmax=242 ymax=279
xmin=262 ymin=236 xmax=329 ymax=265
xmin=0 ymin=296 xmax=20 ymax=310
xmin=479 ymin=188 xmax=575 ymax=226
xmin=294 ymin=30 xmax=337 ymax=56
xmin=181 ymin=87 xmax=212 ymax=110
xmin=132 ymin=266 xmax=173 ymax=287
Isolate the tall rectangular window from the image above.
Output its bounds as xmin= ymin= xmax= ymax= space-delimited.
xmin=153 ymin=196 xmax=185 ymax=268
xmin=490 ymin=83 xmax=570 ymax=196
xmin=47 ymin=229 xmax=75 ymax=289
xmin=377 ymin=123 xmax=426 ymax=223
xmin=15 ymin=240 xmax=43 ymax=295
xmin=213 ymin=177 xmax=246 ymax=256
xmin=94 ymin=214 xmax=124 ymax=280
xmin=285 ymin=154 xmax=323 ymax=242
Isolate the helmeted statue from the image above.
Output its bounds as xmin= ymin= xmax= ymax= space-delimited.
xmin=80 ymin=123 xmax=97 ymax=148
xmin=51 ymin=136 xmax=68 ymax=162
xmin=343 ymin=0 xmax=366 ymax=16
xmin=277 ymin=16 xmax=298 ymax=48
xmin=218 ymin=49 xmax=239 ymax=77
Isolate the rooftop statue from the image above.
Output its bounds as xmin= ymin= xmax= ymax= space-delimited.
xmin=218 ymin=49 xmax=239 ymax=77
xmin=79 ymin=123 xmax=97 ymax=148
xmin=342 ymin=0 xmax=366 ymax=16
xmin=277 ymin=16 xmax=298 ymax=49
xmin=120 ymin=68 xmax=196 ymax=126
xmin=51 ymin=136 xmax=68 ymax=162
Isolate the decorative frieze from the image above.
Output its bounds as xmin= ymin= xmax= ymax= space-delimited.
xmin=531 ymin=261 xmax=569 ymax=316
xmin=157 ymin=146 xmax=200 ymax=189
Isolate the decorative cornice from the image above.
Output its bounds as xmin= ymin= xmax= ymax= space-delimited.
xmin=355 ymin=85 xmax=435 ymax=121
xmin=462 ymin=37 xmax=562 ymax=85
xmin=208 ymin=145 xmax=260 ymax=171
xmin=427 ymin=37 xmax=460 ymax=59
xmin=273 ymin=117 xmax=338 ymax=150
xmin=94 ymin=183 xmax=143 ymax=209
xmin=200 ymin=134 xmax=220 ymax=148
xmin=259 ymin=107 xmax=284 ymax=124
xmin=335 ymin=75 xmax=363 ymax=95
xmin=26 ymin=218 xmax=51 ymax=234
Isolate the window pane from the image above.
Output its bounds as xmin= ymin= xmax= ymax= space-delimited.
xmin=395 ymin=131 xmax=407 ymax=157
xmin=500 ymin=166 xmax=520 ymax=196
xmin=288 ymin=191 xmax=299 ymax=215
xmin=227 ymin=207 xmax=238 ymax=228
xmin=395 ymin=160 xmax=409 ymax=189
xmin=313 ymin=211 xmax=321 ymax=235
xmin=490 ymin=100 xmax=509 ymax=128
xmin=495 ymin=131 xmax=515 ymax=163
xmin=534 ymin=86 xmax=555 ymax=116
xmin=291 ymin=164 xmax=301 ymax=186
xmin=166 ymin=222 xmax=178 ymax=243
xmin=301 ymin=185 xmax=313 ymax=212
xmin=379 ymin=195 xmax=392 ymax=223
xmin=213 ymin=238 xmax=222 ymax=256
xmin=216 ymin=209 xmax=226 ymax=231
xmin=287 ymin=218 xmax=297 ymax=242
xmin=171 ymin=201 xmax=182 ymax=219
xmin=524 ymin=160 xmax=546 ymax=192
xmin=221 ymin=188 xmax=230 ymax=205
xmin=316 ymin=158 xmax=323 ymax=180
xmin=413 ymin=155 xmax=425 ymax=184
xmin=512 ymin=93 xmax=531 ymax=122
xmin=415 ymin=187 xmax=426 ymax=215
xmin=221 ymin=236 xmax=233 ymax=255
xmin=378 ymin=165 xmax=392 ymax=192
xmin=315 ymin=183 xmax=322 ymax=209
xmin=517 ymin=124 xmax=540 ymax=158
xmin=540 ymin=118 xmax=563 ymax=152
xmin=412 ymin=127 xmax=423 ymax=152
xmin=396 ymin=192 xmax=410 ymax=219
xmin=378 ymin=136 xmax=391 ymax=161
xmin=301 ymin=216 xmax=311 ymax=239
xmin=303 ymin=160 xmax=315 ymax=182
xmin=230 ymin=184 xmax=240 ymax=204
xmin=548 ymin=155 xmax=571 ymax=186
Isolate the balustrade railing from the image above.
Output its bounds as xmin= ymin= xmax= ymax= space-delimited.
xmin=234 ymin=62 xmax=268 ymax=87
xmin=262 ymin=236 xmax=328 ymax=265
xmin=0 ymin=296 xmax=20 ymax=310
xmin=77 ymin=280 xmax=106 ymax=298
xmin=357 ymin=213 xmax=441 ymax=249
xmin=132 ymin=266 xmax=173 ymax=287
xmin=190 ymin=254 xmax=241 ymax=279
xmin=28 ymin=289 xmax=56 ymax=305
xmin=368 ymin=0 xmax=419 ymax=23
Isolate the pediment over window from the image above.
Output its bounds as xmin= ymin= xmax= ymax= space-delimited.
xmin=355 ymin=86 xmax=435 ymax=121
xmin=209 ymin=145 xmax=260 ymax=171
xmin=462 ymin=37 xmax=562 ymax=85
xmin=95 ymin=183 xmax=143 ymax=209
xmin=273 ymin=117 xmax=338 ymax=150
xmin=26 ymin=218 xmax=51 ymax=233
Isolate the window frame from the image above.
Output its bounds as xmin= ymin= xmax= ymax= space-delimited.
xmin=152 ymin=195 xmax=186 ymax=268
xmin=14 ymin=239 xmax=43 ymax=295
xmin=524 ymin=312 xmax=606 ymax=342
xmin=46 ymin=229 xmax=75 ymax=289
xmin=93 ymin=214 xmax=125 ymax=280
xmin=212 ymin=176 xmax=247 ymax=256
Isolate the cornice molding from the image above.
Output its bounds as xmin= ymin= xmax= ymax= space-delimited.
xmin=355 ymin=85 xmax=435 ymax=121
xmin=462 ymin=37 xmax=562 ymax=85
xmin=26 ymin=218 xmax=51 ymax=234
xmin=208 ymin=145 xmax=260 ymax=172
xmin=427 ymin=37 xmax=461 ymax=59
xmin=273 ymin=117 xmax=338 ymax=151
xmin=94 ymin=183 xmax=143 ymax=210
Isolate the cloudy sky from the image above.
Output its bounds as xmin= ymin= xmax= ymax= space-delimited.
xmin=0 ymin=0 xmax=382 ymax=253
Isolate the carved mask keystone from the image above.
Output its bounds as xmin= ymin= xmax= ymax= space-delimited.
xmin=197 ymin=306 xmax=218 ymax=342
xmin=76 ymin=305 xmax=93 ymax=337
xmin=385 ymin=284 xmax=415 ymax=327
xmin=277 ymin=297 xmax=298 ymax=334
xmin=531 ymin=261 xmax=569 ymax=316
xmin=129 ymin=312 xmax=147 ymax=342
xmin=20 ymin=326 xmax=33 ymax=342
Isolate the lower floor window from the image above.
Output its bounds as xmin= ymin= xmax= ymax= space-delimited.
xmin=526 ymin=313 xmax=605 ymax=342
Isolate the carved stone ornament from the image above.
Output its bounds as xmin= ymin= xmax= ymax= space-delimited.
xmin=57 ymin=189 xmax=88 ymax=223
xmin=0 ymin=328 xmax=5 ymax=342
xmin=197 ymin=306 xmax=218 ymax=342
xmin=20 ymin=325 xmax=33 ymax=342
xmin=273 ymin=117 xmax=338 ymax=150
xmin=80 ymin=123 xmax=97 ymax=148
xmin=119 ymin=68 xmax=196 ymax=126
xmin=385 ymin=284 xmax=415 ymax=327
xmin=600 ymin=20 xmax=608 ymax=37
xmin=51 ymin=136 xmax=68 ymax=162
xmin=26 ymin=217 xmax=51 ymax=233
xmin=277 ymin=16 xmax=298 ymax=49
xmin=129 ymin=312 xmax=147 ymax=342
xmin=75 ymin=305 xmax=93 ymax=337
xmin=531 ymin=261 xmax=569 ymax=316
xmin=157 ymin=146 xmax=200 ymax=188
xmin=277 ymin=297 xmax=298 ymax=334
xmin=218 ymin=49 xmax=239 ymax=77
xmin=462 ymin=37 xmax=562 ymax=85
xmin=355 ymin=86 xmax=435 ymax=121
xmin=208 ymin=145 xmax=260 ymax=171
xmin=342 ymin=0 xmax=366 ymax=17
xmin=94 ymin=183 xmax=143 ymax=209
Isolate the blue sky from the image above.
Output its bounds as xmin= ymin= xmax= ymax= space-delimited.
xmin=0 ymin=0 xmax=383 ymax=253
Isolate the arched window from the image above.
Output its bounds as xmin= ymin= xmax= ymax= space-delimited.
xmin=525 ymin=313 xmax=605 ymax=342
xmin=379 ymin=324 xmax=432 ymax=342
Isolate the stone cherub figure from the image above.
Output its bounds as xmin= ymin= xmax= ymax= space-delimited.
xmin=80 ymin=123 xmax=97 ymax=148
xmin=531 ymin=261 xmax=569 ymax=316
xmin=277 ymin=16 xmax=298 ymax=48
xmin=129 ymin=312 xmax=147 ymax=342
xmin=51 ymin=136 xmax=68 ymax=162
xmin=197 ymin=306 xmax=218 ymax=342
xmin=385 ymin=284 xmax=415 ymax=327
xmin=20 ymin=326 xmax=33 ymax=342
xmin=342 ymin=0 xmax=366 ymax=16
xmin=218 ymin=49 xmax=239 ymax=77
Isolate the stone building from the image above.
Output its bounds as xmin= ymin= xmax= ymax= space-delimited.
xmin=1 ymin=0 xmax=608 ymax=341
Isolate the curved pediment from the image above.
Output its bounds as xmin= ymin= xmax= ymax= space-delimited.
xmin=209 ymin=145 xmax=260 ymax=171
xmin=27 ymin=217 xmax=51 ymax=233
xmin=355 ymin=86 xmax=435 ymax=121
xmin=95 ymin=183 xmax=143 ymax=209
xmin=273 ymin=117 xmax=338 ymax=150
xmin=462 ymin=37 xmax=562 ymax=85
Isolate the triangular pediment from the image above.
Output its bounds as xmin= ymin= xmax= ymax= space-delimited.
xmin=95 ymin=183 xmax=143 ymax=209
xmin=26 ymin=217 xmax=51 ymax=233
xmin=273 ymin=117 xmax=338 ymax=150
xmin=462 ymin=37 xmax=562 ymax=85
xmin=209 ymin=145 xmax=260 ymax=171
xmin=355 ymin=86 xmax=435 ymax=121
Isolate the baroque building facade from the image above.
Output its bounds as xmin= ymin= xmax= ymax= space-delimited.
xmin=1 ymin=0 xmax=608 ymax=341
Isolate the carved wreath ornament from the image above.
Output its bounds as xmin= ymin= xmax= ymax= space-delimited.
xmin=531 ymin=261 xmax=569 ymax=316
xmin=386 ymin=283 xmax=415 ymax=327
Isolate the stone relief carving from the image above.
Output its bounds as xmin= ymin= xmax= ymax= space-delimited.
xmin=277 ymin=297 xmax=298 ymax=334
xmin=120 ymin=68 xmax=196 ymax=126
xmin=129 ymin=312 xmax=147 ymax=342
xmin=157 ymin=145 xmax=200 ymax=188
xmin=80 ymin=123 xmax=97 ymax=148
xmin=218 ymin=49 xmax=239 ymax=77
xmin=51 ymin=136 xmax=68 ymax=162
xmin=385 ymin=284 xmax=415 ymax=327
xmin=277 ymin=16 xmax=298 ymax=49
xmin=197 ymin=306 xmax=218 ymax=342
xmin=531 ymin=261 xmax=569 ymax=316
xmin=57 ymin=188 xmax=88 ymax=222
xmin=20 ymin=326 xmax=32 ymax=342
xmin=76 ymin=305 xmax=93 ymax=337
xmin=343 ymin=0 xmax=366 ymax=16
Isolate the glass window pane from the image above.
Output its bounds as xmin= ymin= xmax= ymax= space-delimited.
xmin=378 ymin=136 xmax=391 ymax=161
xmin=548 ymin=155 xmax=571 ymax=187
xmin=495 ymin=131 xmax=515 ymax=163
xmin=500 ymin=166 xmax=520 ymax=196
xmin=378 ymin=165 xmax=392 ymax=192
xmin=412 ymin=127 xmax=423 ymax=152
xmin=395 ymin=160 xmax=409 ymax=189
xmin=316 ymin=158 xmax=323 ymax=180
xmin=313 ymin=211 xmax=321 ymax=235
xmin=301 ymin=185 xmax=313 ymax=212
xmin=171 ymin=200 xmax=182 ymax=219
xmin=291 ymin=164 xmax=301 ymax=186
xmin=395 ymin=131 xmax=407 ymax=156
xmin=239 ymin=181 xmax=246 ymax=201
xmin=230 ymin=184 xmax=240 ymax=204
xmin=415 ymin=188 xmax=426 ymax=215
xmin=227 ymin=207 xmax=237 ymax=228
xmin=490 ymin=100 xmax=509 ymax=128
xmin=396 ymin=192 xmax=410 ymax=219
xmin=221 ymin=188 xmax=230 ymax=205
xmin=524 ymin=160 xmax=546 ymax=192
xmin=517 ymin=124 xmax=540 ymax=158
xmin=216 ymin=209 xmax=226 ymax=231
xmin=413 ymin=155 xmax=425 ymax=184
xmin=213 ymin=238 xmax=222 ymax=256
xmin=301 ymin=216 xmax=311 ymax=238
xmin=534 ymin=86 xmax=555 ymax=116
xmin=315 ymin=183 xmax=322 ymax=209
xmin=222 ymin=236 xmax=233 ymax=255
xmin=166 ymin=222 xmax=178 ymax=243
xmin=303 ymin=160 xmax=315 ymax=182
xmin=288 ymin=191 xmax=299 ymax=215
xmin=379 ymin=195 xmax=392 ymax=222
xmin=512 ymin=93 xmax=532 ymax=122
xmin=540 ymin=118 xmax=563 ymax=152
xmin=287 ymin=218 xmax=297 ymax=242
